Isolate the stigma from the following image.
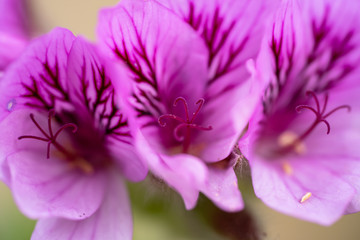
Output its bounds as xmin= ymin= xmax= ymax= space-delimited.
xmin=158 ymin=97 xmax=212 ymax=153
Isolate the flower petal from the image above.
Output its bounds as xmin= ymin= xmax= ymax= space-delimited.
xmin=251 ymin=156 xmax=355 ymax=225
xmin=0 ymin=33 xmax=27 ymax=70
xmin=98 ymin=0 xmax=210 ymax=155
xmin=197 ymin=63 xmax=263 ymax=162
xmin=0 ymin=0 xmax=30 ymax=38
xmin=156 ymin=0 xmax=279 ymax=98
xmin=98 ymin=0 xmax=208 ymax=100
xmin=66 ymin=37 xmax=147 ymax=182
xmin=0 ymin=27 xmax=76 ymax=121
xmin=4 ymin=111 xmax=106 ymax=220
xmin=31 ymin=171 xmax=132 ymax=240
xmin=135 ymin=131 xmax=207 ymax=209
xmin=201 ymin=165 xmax=243 ymax=212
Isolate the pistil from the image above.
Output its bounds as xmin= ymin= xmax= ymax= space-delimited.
xmin=18 ymin=110 xmax=78 ymax=159
xmin=280 ymin=91 xmax=350 ymax=154
xmin=158 ymin=97 xmax=212 ymax=153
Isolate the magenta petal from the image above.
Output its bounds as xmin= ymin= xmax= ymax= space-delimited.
xmin=66 ymin=37 xmax=147 ymax=182
xmin=198 ymin=67 xmax=263 ymax=162
xmin=136 ymin=132 xmax=207 ymax=209
xmin=8 ymin=149 xmax=106 ymax=220
xmin=201 ymin=166 xmax=243 ymax=212
xmin=97 ymin=0 xmax=208 ymax=103
xmin=31 ymin=172 xmax=132 ymax=240
xmin=156 ymin=154 xmax=207 ymax=210
xmin=251 ymin=157 xmax=355 ymax=225
xmin=313 ymin=156 xmax=360 ymax=213
xmin=107 ymin=137 xmax=148 ymax=182
xmin=0 ymin=0 xmax=30 ymax=38
xmin=156 ymin=0 xmax=279 ymax=97
xmin=0 ymin=33 xmax=27 ymax=70
xmin=0 ymin=27 xmax=75 ymax=121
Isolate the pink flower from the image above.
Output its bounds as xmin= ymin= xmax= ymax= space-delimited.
xmin=97 ymin=0 xmax=276 ymax=211
xmin=239 ymin=0 xmax=360 ymax=225
xmin=0 ymin=28 xmax=147 ymax=239
xmin=0 ymin=0 xmax=30 ymax=70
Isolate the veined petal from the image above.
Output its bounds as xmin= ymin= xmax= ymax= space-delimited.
xmin=251 ymin=156 xmax=355 ymax=225
xmin=31 ymin=172 xmax=132 ymax=240
xmin=98 ymin=0 xmax=209 ymax=156
xmin=261 ymin=0 xmax=360 ymax=113
xmin=156 ymin=0 xmax=279 ymax=98
xmin=66 ymin=37 xmax=147 ymax=181
xmin=0 ymin=27 xmax=76 ymax=121
xmin=98 ymin=0 xmax=208 ymax=117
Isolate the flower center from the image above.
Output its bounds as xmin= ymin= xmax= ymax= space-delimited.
xmin=18 ymin=110 xmax=78 ymax=159
xmin=279 ymin=91 xmax=351 ymax=153
xmin=158 ymin=97 xmax=212 ymax=153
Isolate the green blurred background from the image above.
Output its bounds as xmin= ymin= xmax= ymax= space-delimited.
xmin=1 ymin=0 xmax=360 ymax=239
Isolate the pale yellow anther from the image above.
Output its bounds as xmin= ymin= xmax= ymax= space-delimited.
xmin=278 ymin=131 xmax=306 ymax=155
xmin=282 ymin=162 xmax=293 ymax=176
xmin=300 ymin=192 xmax=312 ymax=203
xmin=233 ymin=181 xmax=237 ymax=187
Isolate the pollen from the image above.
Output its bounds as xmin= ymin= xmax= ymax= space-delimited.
xmin=282 ymin=162 xmax=293 ymax=175
xmin=278 ymin=131 xmax=306 ymax=154
xmin=300 ymin=192 xmax=312 ymax=203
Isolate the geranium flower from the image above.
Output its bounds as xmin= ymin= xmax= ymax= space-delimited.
xmin=98 ymin=0 xmax=276 ymax=211
xmin=239 ymin=0 xmax=360 ymax=225
xmin=0 ymin=0 xmax=30 ymax=70
xmin=0 ymin=28 xmax=147 ymax=239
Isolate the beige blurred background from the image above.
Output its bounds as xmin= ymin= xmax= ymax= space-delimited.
xmin=1 ymin=0 xmax=360 ymax=239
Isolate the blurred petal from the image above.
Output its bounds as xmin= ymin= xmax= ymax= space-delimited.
xmin=136 ymin=131 xmax=207 ymax=209
xmin=202 ymin=165 xmax=243 ymax=212
xmin=9 ymin=149 xmax=106 ymax=220
xmin=0 ymin=0 xmax=30 ymax=37
xmin=32 ymin=172 xmax=132 ymax=240
xmin=251 ymin=156 xmax=355 ymax=225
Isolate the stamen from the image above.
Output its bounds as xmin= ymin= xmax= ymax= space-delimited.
xmin=158 ymin=97 xmax=212 ymax=152
xmin=300 ymin=192 xmax=312 ymax=203
xmin=18 ymin=110 xmax=78 ymax=159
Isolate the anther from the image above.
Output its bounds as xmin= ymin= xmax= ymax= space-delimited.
xmin=300 ymin=192 xmax=312 ymax=203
